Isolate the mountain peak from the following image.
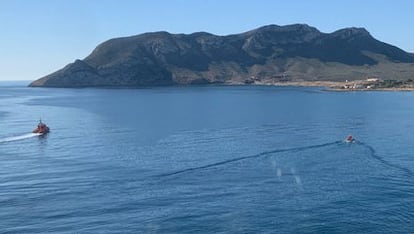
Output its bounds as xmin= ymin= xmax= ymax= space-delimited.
xmin=250 ymin=23 xmax=320 ymax=34
xmin=331 ymin=27 xmax=371 ymax=38
xmin=243 ymin=24 xmax=322 ymax=45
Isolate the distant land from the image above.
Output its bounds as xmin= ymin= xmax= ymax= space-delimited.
xmin=30 ymin=24 xmax=414 ymax=88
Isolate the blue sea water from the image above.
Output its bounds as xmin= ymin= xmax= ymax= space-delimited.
xmin=1 ymin=82 xmax=414 ymax=233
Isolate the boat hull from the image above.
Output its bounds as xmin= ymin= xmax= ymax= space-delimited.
xmin=33 ymin=127 xmax=50 ymax=134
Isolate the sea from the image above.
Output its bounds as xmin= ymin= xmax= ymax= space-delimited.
xmin=1 ymin=81 xmax=414 ymax=233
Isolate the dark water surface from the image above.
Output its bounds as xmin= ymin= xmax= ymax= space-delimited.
xmin=1 ymin=83 xmax=414 ymax=233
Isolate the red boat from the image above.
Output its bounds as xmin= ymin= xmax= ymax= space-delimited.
xmin=345 ymin=135 xmax=354 ymax=143
xmin=33 ymin=119 xmax=50 ymax=134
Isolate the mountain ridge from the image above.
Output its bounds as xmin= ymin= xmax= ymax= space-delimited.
xmin=30 ymin=24 xmax=414 ymax=87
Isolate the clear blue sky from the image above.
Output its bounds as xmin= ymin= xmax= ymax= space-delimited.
xmin=1 ymin=0 xmax=414 ymax=81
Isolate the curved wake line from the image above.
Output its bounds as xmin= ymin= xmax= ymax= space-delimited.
xmin=0 ymin=133 xmax=41 ymax=143
xmin=159 ymin=141 xmax=341 ymax=177
xmin=356 ymin=141 xmax=414 ymax=176
xmin=159 ymin=140 xmax=414 ymax=178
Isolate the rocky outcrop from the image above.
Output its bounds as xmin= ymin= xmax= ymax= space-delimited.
xmin=30 ymin=24 xmax=414 ymax=87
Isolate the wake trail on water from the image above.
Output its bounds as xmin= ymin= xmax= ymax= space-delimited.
xmin=159 ymin=141 xmax=341 ymax=177
xmin=159 ymin=140 xmax=414 ymax=178
xmin=356 ymin=141 xmax=414 ymax=176
xmin=0 ymin=133 xmax=41 ymax=143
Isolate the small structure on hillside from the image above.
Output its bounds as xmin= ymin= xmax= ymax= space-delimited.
xmin=366 ymin=78 xmax=379 ymax=82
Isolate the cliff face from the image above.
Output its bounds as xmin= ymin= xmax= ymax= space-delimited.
xmin=30 ymin=24 xmax=414 ymax=87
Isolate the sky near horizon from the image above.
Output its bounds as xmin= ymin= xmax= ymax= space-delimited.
xmin=1 ymin=0 xmax=414 ymax=81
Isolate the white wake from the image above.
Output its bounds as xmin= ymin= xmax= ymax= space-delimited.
xmin=0 ymin=133 xmax=42 ymax=143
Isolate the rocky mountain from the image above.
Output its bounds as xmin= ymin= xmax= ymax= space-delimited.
xmin=30 ymin=24 xmax=414 ymax=87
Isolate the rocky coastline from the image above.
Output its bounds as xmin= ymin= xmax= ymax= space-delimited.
xmin=176 ymin=78 xmax=414 ymax=91
xmin=248 ymin=78 xmax=414 ymax=91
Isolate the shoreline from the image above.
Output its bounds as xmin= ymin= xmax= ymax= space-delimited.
xmin=27 ymin=79 xmax=414 ymax=91
xmin=248 ymin=80 xmax=414 ymax=91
